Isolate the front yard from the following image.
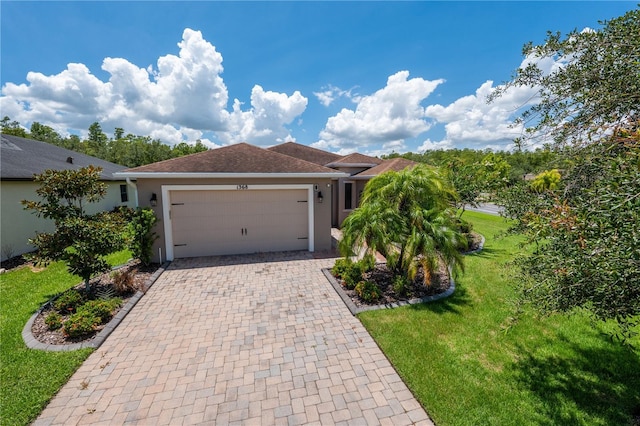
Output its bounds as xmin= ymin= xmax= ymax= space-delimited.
xmin=0 ymin=250 xmax=131 ymax=426
xmin=359 ymin=211 xmax=640 ymax=425
xmin=2 ymin=213 xmax=638 ymax=425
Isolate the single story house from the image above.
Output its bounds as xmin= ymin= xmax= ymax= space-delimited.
xmin=269 ymin=143 xmax=417 ymax=226
xmin=0 ymin=134 xmax=135 ymax=261
xmin=116 ymin=142 xmax=417 ymax=262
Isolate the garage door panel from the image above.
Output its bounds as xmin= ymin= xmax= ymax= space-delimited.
xmin=170 ymin=189 xmax=309 ymax=258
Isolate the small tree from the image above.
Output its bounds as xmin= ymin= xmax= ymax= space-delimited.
xmin=22 ymin=166 xmax=125 ymax=292
xmin=339 ymin=165 xmax=466 ymax=284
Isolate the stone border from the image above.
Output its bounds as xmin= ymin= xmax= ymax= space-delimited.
xmin=22 ymin=262 xmax=170 ymax=352
xmin=324 ymin=234 xmax=484 ymax=316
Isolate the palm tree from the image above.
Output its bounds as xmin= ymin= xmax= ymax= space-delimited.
xmin=339 ymin=165 xmax=466 ymax=284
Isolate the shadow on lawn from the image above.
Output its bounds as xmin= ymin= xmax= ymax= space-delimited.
xmin=408 ymin=281 xmax=472 ymax=315
xmin=511 ymin=331 xmax=640 ymax=425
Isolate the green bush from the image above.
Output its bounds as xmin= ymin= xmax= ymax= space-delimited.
xmin=333 ymin=257 xmax=376 ymax=290
xmin=53 ymin=289 xmax=85 ymax=314
xmin=127 ymin=208 xmax=158 ymax=265
xmin=44 ymin=311 xmax=63 ymax=330
xmin=63 ymin=310 xmax=100 ymax=338
xmin=331 ymin=258 xmax=353 ymax=279
xmin=393 ymin=275 xmax=410 ymax=297
xmin=77 ymin=298 xmax=121 ymax=323
xmin=355 ymin=280 xmax=382 ymax=303
xmin=343 ymin=263 xmax=364 ymax=290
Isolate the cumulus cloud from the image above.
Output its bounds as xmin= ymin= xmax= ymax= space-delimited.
xmin=221 ymin=85 xmax=308 ymax=145
xmin=418 ymin=138 xmax=453 ymax=151
xmin=317 ymin=71 xmax=444 ymax=151
xmin=419 ymin=52 xmax=574 ymax=151
xmin=0 ymin=29 xmax=307 ymax=146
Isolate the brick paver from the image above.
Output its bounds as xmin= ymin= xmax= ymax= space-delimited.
xmin=34 ymin=251 xmax=433 ymax=425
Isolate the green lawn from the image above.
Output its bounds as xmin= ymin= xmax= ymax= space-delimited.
xmin=0 ymin=250 xmax=131 ymax=426
xmin=359 ymin=211 xmax=640 ymax=426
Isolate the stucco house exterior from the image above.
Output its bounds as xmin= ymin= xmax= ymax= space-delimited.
xmin=269 ymin=143 xmax=417 ymax=226
xmin=0 ymin=134 xmax=135 ymax=261
xmin=117 ymin=142 xmax=417 ymax=262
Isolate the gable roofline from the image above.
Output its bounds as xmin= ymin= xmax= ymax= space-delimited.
xmin=122 ymin=142 xmax=344 ymax=175
xmin=354 ymin=157 xmax=419 ymax=177
xmin=268 ymin=141 xmax=342 ymax=166
xmin=115 ymin=171 xmax=348 ymax=179
xmin=325 ymin=152 xmax=383 ymax=168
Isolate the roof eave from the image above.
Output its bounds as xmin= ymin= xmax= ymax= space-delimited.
xmin=114 ymin=172 xmax=350 ymax=179
xmin=326 ymin=162 xmax=380 ymax=168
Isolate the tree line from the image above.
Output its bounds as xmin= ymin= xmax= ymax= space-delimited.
xmin=0 ymin=118 xmax=208 ymax=168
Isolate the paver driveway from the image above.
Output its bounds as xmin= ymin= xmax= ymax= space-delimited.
xmin=35 ymin=252 xmax=433 ymax=425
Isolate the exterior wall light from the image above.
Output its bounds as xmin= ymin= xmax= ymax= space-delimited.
xmin=317 ymin=191 xmax=324 ymax=203
xmin=150 ymin=193 xmax=158 ymax=207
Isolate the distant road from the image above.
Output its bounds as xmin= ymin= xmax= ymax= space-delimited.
xmin=465 ymin=203 xmax=503 ymax=216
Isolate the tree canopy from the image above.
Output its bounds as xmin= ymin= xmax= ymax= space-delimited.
xmin=1 ymin=118 xmax=209 ymax=168
xmin=494 ymin=7 xmax=640 ymax=339
xmin=491 ymin=8 xmax=639 ymax=148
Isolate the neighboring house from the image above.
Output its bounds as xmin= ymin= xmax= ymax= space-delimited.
xmin=0 ymin=134 xmax=135 ymax=261
xmin=115 ymin=141 xmax=418 ymax=262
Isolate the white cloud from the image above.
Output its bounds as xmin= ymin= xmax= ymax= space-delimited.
xmin=0 ymin=29 xmax=307 ymax=146
xmin=313 ymin=84 xmax=356 ymax=107
xmin=317 ymin=71 xmax=444 ymax=151
xmin=421 ymin=53 xmax=556 ymax=150
xmin=418 ymin=138 xmax=453 ymax=151
xmin=220 ymin=85 xmax=307 ymax=145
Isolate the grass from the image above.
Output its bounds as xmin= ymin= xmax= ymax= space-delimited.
xmin=0 ymin=250 xmax=131 ymax=426
xmin=359 ymin=211 xmax=640 ymax=425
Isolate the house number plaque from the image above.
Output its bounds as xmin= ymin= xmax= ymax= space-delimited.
xmin=236 ymin=184 xmax=249 ymax=190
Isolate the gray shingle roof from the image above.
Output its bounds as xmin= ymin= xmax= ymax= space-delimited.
xmin=0 ymin=134 xmax=126 ymax=181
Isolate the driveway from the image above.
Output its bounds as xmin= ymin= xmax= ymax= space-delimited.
xmin=35 ymin=252 xmax=433 ymax=425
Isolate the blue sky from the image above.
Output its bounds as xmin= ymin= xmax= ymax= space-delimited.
xmin=1 ymin=1 xmax=634 ymax=155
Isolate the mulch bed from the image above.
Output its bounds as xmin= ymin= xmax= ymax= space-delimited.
xmin=23 ymin=260 xmax=161 ymax=346
xmin=335 ymin=232 xmax=483 ymax=308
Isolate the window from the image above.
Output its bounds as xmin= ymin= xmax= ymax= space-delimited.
xmin=344 ymin=182 xmax=353 ymax=210
xmin=120 ymin=184 xmax=128 ymax=203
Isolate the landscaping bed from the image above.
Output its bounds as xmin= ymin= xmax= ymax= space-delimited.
xmin=28 ymin=261 xmax=161 ymax=346
xmin=332 ymin=231 xmax=483 ymax=309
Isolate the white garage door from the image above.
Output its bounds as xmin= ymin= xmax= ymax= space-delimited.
xmin=169 ymin=189 xmax=310 ymax=258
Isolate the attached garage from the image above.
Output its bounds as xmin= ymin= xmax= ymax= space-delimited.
xmin=115 ymin=143 xmax=347 ymax=262
xmin=164 ymin=185 xmax=313 ymax=259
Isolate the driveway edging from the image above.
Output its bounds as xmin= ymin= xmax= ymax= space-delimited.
xmin=22 ymin=261 xmax=170 ymax=352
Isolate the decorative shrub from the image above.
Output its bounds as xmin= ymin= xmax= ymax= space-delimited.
xmin=392 ymin=275 xmax=410 ymax=297
xmin=77 ymin=298 xmax=122 ymax=323
xmin=355 ymin=280 xmax=382 ymax=303
xmin=63 ymin=310 xmax=100 ymax=338
xmin=44 ymin=311 xmax=63 ymax=330
xmin=332 ymin=258 xmax=353 ymax=278
xmin=343 ymin=264 xmax=363 ymax=290
xmin=53 ymin=289 xmax=85 ymax=314
xmin=127 ymin=208 xmax=158 ymax=265
xmin=333 ymin=257 xmax=376 ymax=290
xmin=112 ymin=268 xmax=137 ymax=294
